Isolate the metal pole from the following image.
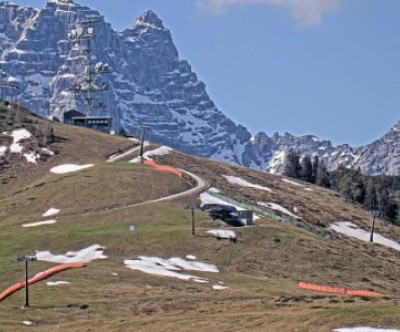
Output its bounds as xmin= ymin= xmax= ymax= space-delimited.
xmin=370 ymin=214 xmax=376 ymax=243
xmin=140 ymin=128 xmax=146 ymax=159
xmin=24 ymin=260 xmax=29 ymax=309
xmin=191 ymin=207 xmax=196 ymax=237
xmin=370 ymin=199 xmax=376 ymax=243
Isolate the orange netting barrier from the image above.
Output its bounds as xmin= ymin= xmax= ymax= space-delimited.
xmin=0 ymin=262 xmax=85 ymax=303
xmin=144 ymin=159 xmax=182 ymax=177
xmin=298 ymin=282 xmax=382 ymax=297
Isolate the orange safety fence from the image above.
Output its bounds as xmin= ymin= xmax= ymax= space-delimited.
xmin=144 ymin=159 xmax=182 ymax=177
xmin=298 ymin=281 xmax=382 ymax=297
xmin=0 ymin=262 xmax=85 ymax=303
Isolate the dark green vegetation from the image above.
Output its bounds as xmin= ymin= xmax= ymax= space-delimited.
xmin=284 ymin=149 xmax=399 ymax=224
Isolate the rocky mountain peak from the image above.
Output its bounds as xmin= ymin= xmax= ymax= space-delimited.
xmin=134 ymin=10 xmax=165 ymax=30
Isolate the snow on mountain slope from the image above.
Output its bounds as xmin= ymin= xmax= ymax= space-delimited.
xmin=1 ymin=1 xmax=400 ymax=175
xmin=0 ymin=1 xmax=252 ymax=166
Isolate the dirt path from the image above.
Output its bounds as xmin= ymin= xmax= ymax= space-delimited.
xmin=107 ymin=168 xmax=207 ymax=212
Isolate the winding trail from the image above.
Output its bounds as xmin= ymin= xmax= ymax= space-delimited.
xmin=106 ymin=144 xmax=207 ymax=210
xmin=108 ymin=168 xmax=207 ymax=212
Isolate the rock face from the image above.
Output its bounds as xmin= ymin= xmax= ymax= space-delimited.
xmin=0 ymin=0 xmax=399 ymax=175
xmin=248 ymin=123 xmax=400 ymax=176
xmin=0 ymin=0 xmax=251 ymax=165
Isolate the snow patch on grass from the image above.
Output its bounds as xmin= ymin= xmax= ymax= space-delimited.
xmin=223 ymin=175 xmax=273 ymax=193
xmin=50 ymin=164 xmax=94 ymax=174
xmin=43 ymin=208 xmax=60 ymax=217
xmin=212 ymin=283 xmax=229 ymax=290
xmin=23 ymin=152 xmax=39 ymax=164
xmin=200 ymin=192 xmax=245 ymax=211
xmin=208 ymin=187 xmax=220 ymax=194
xmin=130 ymin=146 xmax=172 ymax=163
xmin=258 ymin=202 xmax=300 ymax=219
xmin=4 ymin=128 xmax=32 ymax=154
xmin=186 ymin=255 xmax=196 ymax=260
xmin=41 ymin=147 xmax=55 ymax=156
xmin=47 ymin=281 xmax=70 ymax=286
xmin=207 ymin=230 xmax=237 ymax=240
xmin=36 ymin=244 xmax=108 ymax=263
xmin=124 ymin=256 xmax=219 ymax=283
xmin=282 ymin=178 xmax=314 ymax=191
xmin=330 ymin=222 xmax=400 ymax=251
xmin=22 ymin=219 xmax=57 ymax=228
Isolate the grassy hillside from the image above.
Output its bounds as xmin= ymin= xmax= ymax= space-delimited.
xmin=0 ymin=108 xmax=400 ymax=331
xmin=0 ymin=101 xmax=133 ymax=197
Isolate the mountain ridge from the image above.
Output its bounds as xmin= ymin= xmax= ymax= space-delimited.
xmin=0 ymin=0 xmax=399 ymax=175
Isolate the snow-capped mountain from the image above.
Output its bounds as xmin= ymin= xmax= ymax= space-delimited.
xmin=0 ymin=0 xmax=251 ymax=164
xmin=248 ymin=122 xmax=400 ymax=176
xmin=1 ymin=0 xmax=399 ymax=175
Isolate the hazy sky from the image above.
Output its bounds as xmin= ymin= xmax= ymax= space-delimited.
xmin=9 ymin=0 xmax=400 ymax=146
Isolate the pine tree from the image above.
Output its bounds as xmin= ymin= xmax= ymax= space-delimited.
xmin=337 ymin=173 xmax=353 ymax=201
xmin=311 ymin=156 xmax=319 ymax=183
xmin=300 ymin=154 xmax=313 ymax=182
xmin=315 ymin=161 xmax=331 ymax=188
xmin=353 ymin=179 xmax=366 ymax=204
xmin=283 ymin=149 xmax=301 ymax=179
xmin=364 ymin=178 xmax=377 ymax=212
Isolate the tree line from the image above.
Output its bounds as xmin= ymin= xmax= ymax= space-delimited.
xmin=283 ymin=149 xmax=399 ymax=224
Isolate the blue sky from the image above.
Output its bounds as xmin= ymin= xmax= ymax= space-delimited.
xmin=10 ymin=0 xmax=400 ymax=146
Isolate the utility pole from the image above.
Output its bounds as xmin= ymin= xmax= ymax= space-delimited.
xmin=185 ymin=205 xmax=196 ymax=237
xmin=191 ymin=206 xmax=196 ymax=237
xmin=17 ymin=255 xmax=37 ymax=309
xmin=139 ymin=125 xmax=151 ymax=160
xmin=370 ymin=199 xmax=378 ymax=243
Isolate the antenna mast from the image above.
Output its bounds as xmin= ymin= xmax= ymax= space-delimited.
xmin=67 ymin=17 xmax=109 ymax=119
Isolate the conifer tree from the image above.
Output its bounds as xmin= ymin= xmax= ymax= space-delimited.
xmin=311 ymin=156 xmax=319 ymax=183
xmin=283 ymin=149 xmax=301 ymax=179
xmin=315 ymin=161 xmax=331 ymax=188
xmin=364 ymin=178 xmax=377 ymax=211
xmin=300 ymin=154 xmax=313 ymax=182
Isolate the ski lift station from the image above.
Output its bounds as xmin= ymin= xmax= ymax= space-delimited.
xmin=63 ymin=110 xmax=112 ymax=133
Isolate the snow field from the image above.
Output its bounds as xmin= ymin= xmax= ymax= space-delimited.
xmin=23 ymin=152 xmax=40 ymax=164
xmin=329 ymin=222 xmax=400 ymax=252
xmin=46 ymin=281 xmax=70 ymax=287
xmin=22 ymin=219 xmax=57 ymax=228
xmin=124 ymin=256 xmax=219 ymax=283
xmin=129 ymin=146 xmax=172 ymax=163
xmin=257 ymin=202 xmax=300 ymax=219
xmin=223 ymin=175 xmax=273 ymax=193
xmin=212 ymin=283 xmax=229 ymax=290
xmin=36 ymin=245 xmax=108 ymax=263
xmin=207 ymin=230 xmax=237 ymax=240
xmin=282 ymin=178 xmax=313 ymax=191
xmin=43 ymin=208 xmax=60 ymax=217
xmin=50 ymin=164 xmax=94 ymax=174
